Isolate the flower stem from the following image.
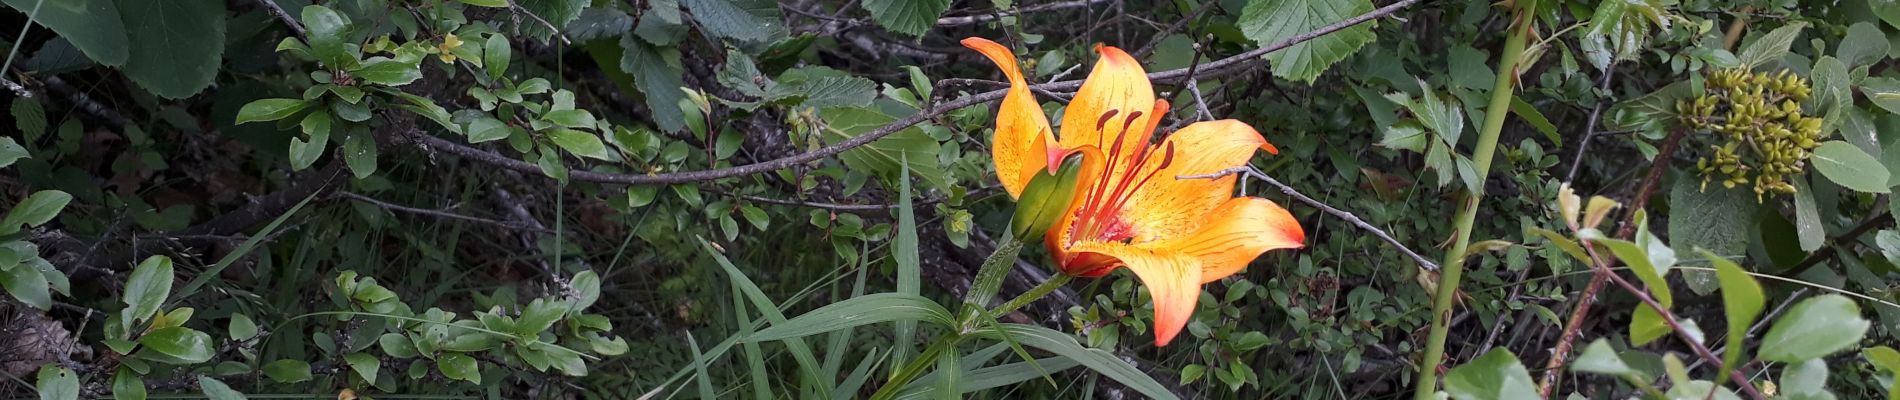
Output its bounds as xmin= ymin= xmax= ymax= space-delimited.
xmin=990 ymin=273 xmax=1073 ymax=317
xmin=1412 ymin=2 xmax=1535 ymax=398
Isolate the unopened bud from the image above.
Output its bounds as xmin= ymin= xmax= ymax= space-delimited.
xmin=1009 ymin=153 xmax=1085 ymax=242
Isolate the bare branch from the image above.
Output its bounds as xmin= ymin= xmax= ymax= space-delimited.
xmin=336 ymin=192 xmax=552 ymax=232
xmin=935 ymin=0 xmax=1110 ymax=27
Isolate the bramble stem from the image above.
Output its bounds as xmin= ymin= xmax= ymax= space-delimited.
xmin=1412 ymin=2 xmax=1534 ymax=398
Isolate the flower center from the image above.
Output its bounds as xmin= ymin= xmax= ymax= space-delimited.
xmin=1068 ymin=108 xmax=1176 ymax=245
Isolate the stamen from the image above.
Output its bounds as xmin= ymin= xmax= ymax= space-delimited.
xmin=1095 ymin=109 xmax=1120 ymax=132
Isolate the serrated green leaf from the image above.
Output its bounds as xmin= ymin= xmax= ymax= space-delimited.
xmin=859 ymin=0 xmax=948 ymax=36
xmin=1238 ymin=0 xmax=1377 ymax=82
xmin=817 ymin=107 xmax=947 ymax=190
xmin=681 ymin=0 xmax=779 ymax=41
xmin=619 ymin=34 xmax=687 ymax=133
xmin=0 ymin=0 xmax=127 ymax=65
xmin=11 ymin=98 xmax=46 ymax=141
xmin=1737 ymin=22 xmax=1806 ymax=69
xmin=1669 ymin=181 xmax=1752 ymax=294
xmin=118 ymin=0 xmax=224 ymax=99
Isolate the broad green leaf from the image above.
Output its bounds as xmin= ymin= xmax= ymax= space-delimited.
xmin=1813 ymin=140 xmax=1892 ymax=193
xmin=1443 ymin=349 xmax=1538 ymax=400
xmin=681 ymin=0 xmax=779 ymax=41
xmin=37 ymin=365 xmax=79 ymax=400
xmin=0 ymin=0 xmax=128 ymax=65
xmin=300 ymin=5 xmax=352 ymax=69
xmin=769 ymin=76 xmax=878 ymax=109
xmin=1669 ymin=181 xmax=1752 ymax=294
xmin=227 ymin=314 xmax=258 ymax=341
xmin=138 ymin=327 xmax=215 ymax=364
xmin=0 ymin=265 xmax=51 ymax=310
xmin=1238 ymin=0 xmax=1377 ymax=82
xmin=542 ymin=109 xmax=598 ymax=129
xmin=1866 ymin=77 xmax=1900 ymax=115
xmin=0 ymin=136 xmax=29 ymax=169
xmin=1864 ymin=346 xmax=1900 ymax=400
xmin=344 ymin=352 xmax=379 ymax=382
xmin=859 ymin=0 xmax=948 ymax=36
xmin=1605 ymin=80 xmax=1694 ymax=133
xmin=1736 ymin=22 xmax=1806 ymax=69
xmin=353 ymin=58 xmax=423 ymax=86
xmin=517 ymin=0 xmax=585 ymax=40
xmin=3 ymin=190 xmax=72 ymax=235
xmin=234 ymin=98 xmax=310 ymax=124
xmin=747 ymin=293 xmax=952 ymax=342
xmin=379 ymin=333 xmax=420 ymax=358
xmin=262 ymin=359 xmax=313 ymax=383
xmin=122 ymin=255 xmax=173 ymax=324
xmin=1759 ymin=294 xmax=1871 ymax=362
xmin=1780 ymin=359 xmax=1830 ymax=398
xmin=197 ymin=376 xmax=247 ymax=400
xmin=1838 ymin=22 xmax=1891 ymax=68
xmin=1569 ymin=340 xmax=1635 ymax=375
xmin=483 ymin=34 xmax=510 ymax=80
xmin=438 ymin=353 xmax=481 ymax=384
xmin=564 ymin=8 xmax=632 ymax=42
xmin=117 ymin=0 xmax=224 ymax=99
xmin=619 ymin=34 xmax=687 ymax=133
xmin=971 ymin=324 xmax=1180 ymax=400
xmin=112 ymin=366 xmax=145 ymax=400
xmin=343 ymin=131 xmax=377 ymax=179
xmin=1630 ymin=305 xmax=1670 ymax=346
xmin=1708 ymin=250 xmax=1763 ymax=385
xmin=464 ymin=116 xmax=511 ymax=143
xmin=570 ymin=270 xmax=601 ymax=311
xmin=291 ymin=111 xmax=333 ymax=170
xmin=546 ymin=128 xmax=614 ymax=161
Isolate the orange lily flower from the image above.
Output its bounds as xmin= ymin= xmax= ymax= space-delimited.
xmin=963 ymin=37 xmax=1306 ymax=346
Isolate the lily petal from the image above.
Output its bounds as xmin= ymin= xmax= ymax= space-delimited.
xmin=1123 ymin=120 xmax=1275 ymax=242
xmin=962 ymin=37 xmax=1055 ymax=199
xmin=1167 ymin=197 xmax=1306 ymax=283
xmin=1065 ymin=242 xmax=1202 ymax=346
xmin=1057 ymin=45 xmax=1156 ymax=172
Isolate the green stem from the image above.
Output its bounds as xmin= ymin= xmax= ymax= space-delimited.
xmin=1412 ymin=2 xmax=1535 ymax=398
xmin=990 ymin=273 xmax=1074 ymax=317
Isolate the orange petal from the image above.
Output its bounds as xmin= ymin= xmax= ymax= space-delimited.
xmin=1065 ymin=241 xmax=1202 ymax=346
xmin=1121 ymin=120 xmax=1271 ymax=242
xmin=1167 ymin=197 xmax=1305 ymax=283
xmin=963 ymin=37 xmax=1056 ymax=199
xmin=1057 ymin=45 xmax=1156 ymax=172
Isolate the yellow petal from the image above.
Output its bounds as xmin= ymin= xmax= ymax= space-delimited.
xmin=1057 ymin=45 xmax=1155 ymax=173
xmin=1165 ymin=197 xmax=1306 ymax=283
xmin=1064 ymin=241 xmax=1202 ymax=346
xmin=1122 ymin=119 xmax=1273 ymax=242
xmin=962 ymin=37 xmax=1055 ymax=199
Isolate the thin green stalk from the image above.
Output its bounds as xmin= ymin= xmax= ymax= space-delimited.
xmin=990 ymin=273 xmax=1073 ymax=317
xmin=1413 ymin=2 xmax=1535 ymax=398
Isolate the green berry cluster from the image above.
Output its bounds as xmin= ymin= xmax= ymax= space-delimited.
xmin=1677 ymin=68 xmax=1822 ymax=200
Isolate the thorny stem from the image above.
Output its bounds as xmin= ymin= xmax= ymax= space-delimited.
xmin=1413 ymin=2 xmax=1534 ymax=398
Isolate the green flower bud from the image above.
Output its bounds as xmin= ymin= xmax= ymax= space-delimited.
xmin=1009 ymin=153 xmax=1085 ymax=242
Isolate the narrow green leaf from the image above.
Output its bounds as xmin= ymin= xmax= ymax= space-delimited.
xmin=698 ymin=237 xmax=831 ymax=396
xmin=970 ymin=324 xmax=1179 ymax=400
xmin=1707 ymin=250 xmax=1762 ymax=387
xmin=747 ymin=293 xmax=954 ymax=342
xmin=893 ymin=157 xmax=920 ymax=370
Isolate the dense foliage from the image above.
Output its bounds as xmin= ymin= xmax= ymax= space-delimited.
xmin=2 ymin=0 xmax=1899 ymax=398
